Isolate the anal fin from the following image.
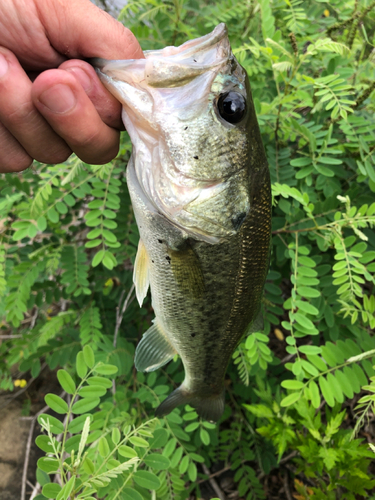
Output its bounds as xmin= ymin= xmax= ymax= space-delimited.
xmin=135 ymin=320 xmax=176 ymax=372
xmin=133 ymin=238 xmax=150 ymax=307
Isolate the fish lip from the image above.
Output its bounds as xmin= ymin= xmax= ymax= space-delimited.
xmin=151 ymin=23 xmax=228 ymax=59
xmin=91 ymin=23 xmax=229 ymax=74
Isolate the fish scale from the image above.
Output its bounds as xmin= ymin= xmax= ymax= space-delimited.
xmin=94 ymin=23 xmax=271 ymax=421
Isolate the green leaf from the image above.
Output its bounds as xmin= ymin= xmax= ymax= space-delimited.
xmin=98 ymin=436 xmax=110 ymax=457
xmin=71 ymin=398 xmax=100 ymax=414
xmin=298 ymin=345 xmax=322 ymax=355
xmin=144 ymin=453 xmax=171 ymax=470
xmin=83 ymin=345 xmax=95 ymax=368
xmin=200 ymin=428 xmax=210 ymax=445
xmin=57 ymin=370 xmax=76 ymax=395
xmin=297 ymin=287 xmax=320 ymax=298
xmin=55 ymin=201 xmax=68 ymax=215
xmin=122 ymin=488 xmax=144 ymax=500
xmin=68 ymin=414 xmax=93 ymax=434
xmin=36 ymin=435 xmax=55 ymax=453
xmin=94 ymin=363 xmax=118 ymax=375
xmin=188 ymin=461 xmax=197 ymax=482
xmin=36 ymin=468 xmax=50 ymax=487
xmin=112 ymin=427 xmax=121 ymax=445
xmin=42 ymin=483 xmax=62 ymax=499
xmin=129 ymin=436 xmax=149 ymax=448
xmin=309 ymin=380 xmax=320 ymax=409
xmin=78 ymin=385 xmax=106 ymax=398
xmin=56 ymin=476 xmax=75 ymax=500
xmin=47 ymin=207 xmax=59 ymax=224
xmin=76 ymin=351 xmax=87 ymax=379
xmin=280 ymin=392 xmax=301 ymax=407
xmin=37 ymin=457 xmax=59 ymax=474
xmin=38 ymin=414 xmax=64 ymax=434
xmin=92 ymin=249 xmax=105 ymax=267
xmin=133 ymin=471 xmax=160 ymax=490
xmin=149 ymin=428 xmax=169 ymax=449
xmin=37 ymin=216 xmax=47 ymax=231
xmin=318 ymin=376 xmax=335 ymax=407
xmin=295 ymin=300 xmax=319 ymax=315
xmin=118 ymin=445 xmax=138 ymax=458
xmin=281 ymin=380 xmax=305 ymax=390
xmin=87 ymin=376 xmax=113 ymax=388
xmin=44 ymin=394 xmax=68 ymax=414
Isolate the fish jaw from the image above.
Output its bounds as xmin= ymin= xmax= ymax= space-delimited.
xmin=93 ymin=24 xmax=252 ymax=243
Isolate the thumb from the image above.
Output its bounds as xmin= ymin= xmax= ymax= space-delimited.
xmin=37 ymin=0 xmax=144 ymax=60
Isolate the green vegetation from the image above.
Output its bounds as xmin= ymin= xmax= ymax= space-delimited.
xmin=1 ymin=0 xmax=375 ymax=498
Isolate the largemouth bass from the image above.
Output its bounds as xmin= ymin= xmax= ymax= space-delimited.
xmin=94 ymin=24 xmax=271 ymax=422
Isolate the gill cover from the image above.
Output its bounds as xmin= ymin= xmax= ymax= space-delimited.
xmin=94 ymin=24 xmax=252 ymax=243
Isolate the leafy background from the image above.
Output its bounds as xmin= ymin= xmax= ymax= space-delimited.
xmin=1 ymin=0 xmax=375 ymax=499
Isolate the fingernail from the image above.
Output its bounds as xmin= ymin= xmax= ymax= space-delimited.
xmin=39 ymin=84 xmax=76 ymax=113
xmin=0 ymin=54 xmax=8 ymax=78
xmin=65 ymin=67 xmax=92 ymax=92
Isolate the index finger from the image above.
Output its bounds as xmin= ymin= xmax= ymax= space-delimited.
xmin=36 ymin=0 xmax=144 ymax=60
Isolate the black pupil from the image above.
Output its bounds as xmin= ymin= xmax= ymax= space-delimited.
xmin=217 ymin=91 xmax=246 ymax=124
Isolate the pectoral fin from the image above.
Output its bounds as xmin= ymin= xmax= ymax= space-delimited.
xmin=135 ymin=320 xmax=177 ymax=372
xmin=133 ymin=238 xmax=150 ymax=307
xmin=169 ymin=246 xmax=204 ymax=299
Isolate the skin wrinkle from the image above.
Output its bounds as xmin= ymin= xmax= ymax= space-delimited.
xmin=0 ymin=123 xmax=32 ymax=172
xmin=0 ymin=0 xmax=143 ymax=172
xmin=0 ymin=0 xmax=65 ymax=69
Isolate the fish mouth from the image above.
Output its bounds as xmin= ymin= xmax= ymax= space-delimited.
xmin=93 ymin=24 xmax=247 ymax=244
xmin=92 ymin=23 xmax=230 ymax=88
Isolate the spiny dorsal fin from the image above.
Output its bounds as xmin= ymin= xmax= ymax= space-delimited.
xmin=133 ymin=238 xmax=150 ymax=307
xmin=135 ymin=320 xmax=177 ymax=372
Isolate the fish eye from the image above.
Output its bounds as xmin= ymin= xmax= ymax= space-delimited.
xmin=217 ymin=91 xmax=246 ymax=124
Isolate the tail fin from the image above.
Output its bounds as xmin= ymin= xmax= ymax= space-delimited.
xmin=155 ymin=386 xmax=225 ymax=423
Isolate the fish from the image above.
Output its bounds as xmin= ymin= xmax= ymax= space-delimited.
xmin=93 ymin=23 xmax=271 ymax=422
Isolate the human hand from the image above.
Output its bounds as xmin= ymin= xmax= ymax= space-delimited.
xmin=0 ymin=0 xmax=143 ymax=172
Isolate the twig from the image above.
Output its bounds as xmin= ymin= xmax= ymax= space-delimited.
xmin=113 ymin=284 xmax=135 ymax=348
xmin=258 ymin=451 xmax=298 ymax=480
xmin=283 ymin=469 xmax=293 ymax=500
xmin=21 ymin=396 xmax=64 ymax=500
xmin=29 ymin=307 xmax=39 ymax=330
xmin=197 ymin=464 xmax=232 ymax=484
xmin=29 ymin=482 xmax=42 ymax=500
xmin=202 ymin=464 xmax=227 ymax=500
xmin=112 ymin=284 xmax=135 ymax=396
xmin=21 ymin=417 xmax=37 ymax=500
xmin=0 ymin=335 xmax=23 ymax=339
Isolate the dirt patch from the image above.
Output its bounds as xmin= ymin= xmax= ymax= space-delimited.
xmin=0 ymin=401 xmax=31 ymax=499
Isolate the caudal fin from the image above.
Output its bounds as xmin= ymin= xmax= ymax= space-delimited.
xmin=155 ymin=386 xmax=225 ymax=423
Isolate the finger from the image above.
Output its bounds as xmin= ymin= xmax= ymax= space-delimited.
xmin=37 ymin=0 xmax=144 ymax=60
xmin=0 ymin=122 xmax=32 ymax=173
xmin=0 ymin=47 xmax=72 ymax=165
xmin=32 ymin=68 xmax=120 ymax=164
xmin=59 ymin=59 xmax=124 ymax=130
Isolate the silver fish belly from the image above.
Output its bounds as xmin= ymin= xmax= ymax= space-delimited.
xmin=94 ymin=24 xmax=271 ymax=422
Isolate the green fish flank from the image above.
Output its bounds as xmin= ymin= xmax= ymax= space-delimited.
xmin=94 ymin=24 xmax=271 ymax=422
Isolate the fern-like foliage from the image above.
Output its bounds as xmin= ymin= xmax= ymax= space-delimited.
xmin=60 ymin=245 xmax=90 ymax=297
xmin=5 ymin=260 xmax=45 ymax=327
xmin=79 ymin=304 xmax=103 ymax=345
